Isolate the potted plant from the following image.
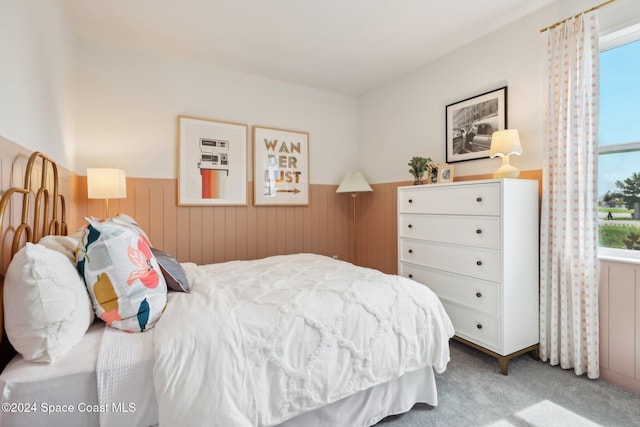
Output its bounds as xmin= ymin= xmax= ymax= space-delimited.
xmin=408 ymin=156 xmax=432 ymax=185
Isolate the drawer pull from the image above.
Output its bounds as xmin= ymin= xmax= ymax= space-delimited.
xmin=476 ymin=260 xmax=482 ymax=266
xmin=408 ymin=224 xmax=413 ymax=229
xmin=476 ymin=292 xmax=482 ymax=298
xmin=408 ymin=249 xmax=413 ymax=254
xmin=476 ymin=228 xmax=482 ymax=234
xmin=408 ymin=199 xmax=413 ymax=204
xmin=476 ymin=323 xmax=483 ymax=330
xmin=476 ymin=197 xmax=482 ymax=203
xmin=408 ymin=274 xmax=413 ymax=279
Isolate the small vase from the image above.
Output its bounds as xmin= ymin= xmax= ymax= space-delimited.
xmin=413 ymin=179 xmax=422 ymax=185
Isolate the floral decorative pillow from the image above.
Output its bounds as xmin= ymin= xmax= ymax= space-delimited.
xmin=110 ymin=213 xmax=153 ymax=246
xmin=76 ymin=217 xmax=167 ymax=332
xmin=86 ymin=213 xmax=153 ymax=247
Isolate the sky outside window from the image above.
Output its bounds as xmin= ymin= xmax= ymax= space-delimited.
xmin=599 ymin=38 xmax=640 ymax=197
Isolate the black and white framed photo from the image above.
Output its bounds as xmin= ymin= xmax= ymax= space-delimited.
xmin=446 ymin=86 xmax=507 ymax=163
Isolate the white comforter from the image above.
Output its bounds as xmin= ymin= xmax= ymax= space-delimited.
xmin=152 ymin=254 xmax=454 ymax=427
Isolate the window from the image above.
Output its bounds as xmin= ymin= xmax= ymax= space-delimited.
xmin=599 ymin=24 xmax=640 ymax=258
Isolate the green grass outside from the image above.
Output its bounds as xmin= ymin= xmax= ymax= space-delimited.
xmin=600 ymin=223 xmax=640 ymax=249
xmin=599 ymin=207 xmax=633 ymax=214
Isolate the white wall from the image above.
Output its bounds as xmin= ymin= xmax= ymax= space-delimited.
xmin=74 ymin=40 xmax=359 ymax=183
xmin=4 ymin=0 xmax=640 ymax=185
xmin=358 ymin=0 xmax=640 ymax=184
xmin=0 ymin=0 xmax=76 ymax=169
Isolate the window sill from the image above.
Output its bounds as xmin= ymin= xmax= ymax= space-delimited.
xmin=599 ymin=248 xmax=640 ymax=265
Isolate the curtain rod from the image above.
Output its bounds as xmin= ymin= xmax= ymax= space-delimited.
xmin=539 ymin=0 xmax=616 ymax=33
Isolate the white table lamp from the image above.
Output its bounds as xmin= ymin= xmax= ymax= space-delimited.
xmin=490 ymin=129 xmax=523 ymax=179
xmin=87 ymin=168 xmax=127 ymax=217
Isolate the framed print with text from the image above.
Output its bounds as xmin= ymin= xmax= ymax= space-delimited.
xmin=253 ymin=126 xmax=309 ymax=206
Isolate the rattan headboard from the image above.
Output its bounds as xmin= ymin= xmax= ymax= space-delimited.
xmin=0 ymin=151 xmax=68 ymax=370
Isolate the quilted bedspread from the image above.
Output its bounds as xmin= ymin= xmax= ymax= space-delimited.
xmin=153 ymin=254 xmax=454 ymax=427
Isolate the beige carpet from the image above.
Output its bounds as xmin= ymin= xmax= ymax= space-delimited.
xmin=378 ymin=340 xmax=640 ymax=427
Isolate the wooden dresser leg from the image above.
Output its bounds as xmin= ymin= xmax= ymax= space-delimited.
xmin=499 ymin=356 xmax=509 ymax=375
xmin=530 ymin=344 xmax=540 ymax=360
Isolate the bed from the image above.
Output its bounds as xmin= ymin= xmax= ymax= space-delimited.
xmin=0 ymin=151 xmax=454 ymax=427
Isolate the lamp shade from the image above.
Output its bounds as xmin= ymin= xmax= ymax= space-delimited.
xmin=489 ymin=129 xmax=523 ymax=158
xmin=336 ymin=172 xmax=372 ymax=193
xmin=87 ymin=168 xmax=127 ymax=199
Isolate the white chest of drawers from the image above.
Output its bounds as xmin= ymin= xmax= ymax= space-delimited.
xmin=398 ymin=179 xmax=539 ymax=374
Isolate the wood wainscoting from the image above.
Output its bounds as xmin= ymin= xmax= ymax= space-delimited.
xmin=599 ymin=259 xmax=640 ymax=394
xmin=73 ymin=177 xmax=353 ymax=266
xmin=0 ymin=152 xmax=540 ymax=275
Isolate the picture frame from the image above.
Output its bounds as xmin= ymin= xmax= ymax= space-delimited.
xmin=446 ymin=86 xmax=507 ymax=163
xmin=436 ymin=163 xmax=455 ymax=183
xmin=178 ymin=116 xmax=248 ymax=206
xmin=426 ymin=162 xmax=438 ymax=184
xmin=253 ymin=126 xmax=309 ymax=206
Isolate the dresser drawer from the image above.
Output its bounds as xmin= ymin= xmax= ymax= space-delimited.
xmin=400 ymin=263 xmax=500 ymax=315
xmin=441 ymin=301 xmax=500 ymax=351
xmin=398 ymin=183 xmax=500 ymax=216
xmin=399 ymin=214 xmax=500 ymax=249
xmin=399 ymin=239 xmax=501 ymax=282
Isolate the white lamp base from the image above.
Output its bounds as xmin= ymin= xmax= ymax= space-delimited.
xmin=493 ymin=157 xmax=520 ymax=179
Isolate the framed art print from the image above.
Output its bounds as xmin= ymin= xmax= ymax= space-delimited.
xmin=178 ymin=116 xmax=248 ymax=206
xmin=253 ymin=126 xmax=309 ymax=206
xmin=446 ymin=86 xmax=507 ymax=163
xmin=436 ymin=163 xmax=455 ymax=183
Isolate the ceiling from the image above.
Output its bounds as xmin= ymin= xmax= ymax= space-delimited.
xmin=62 ymin=0 xmax=555 ymax=95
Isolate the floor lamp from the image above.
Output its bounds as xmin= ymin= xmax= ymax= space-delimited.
xmin=87 ymin=168 xmax=127 ymax=218
xmin=337 ymin=172 xmax=372 ymax=265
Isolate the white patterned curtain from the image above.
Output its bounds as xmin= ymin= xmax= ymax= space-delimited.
xmin=540 ymin=11 xmax=600 ymax=379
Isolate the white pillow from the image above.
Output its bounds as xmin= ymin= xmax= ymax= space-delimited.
xmin=4 ymin=242 xmax=95 ymax=363
xmin=38 ymin=234 xmax=82 ymax=263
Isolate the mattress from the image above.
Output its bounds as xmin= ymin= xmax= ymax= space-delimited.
xmin=0 ymin=319 xmax=437 ymax=427
xmin=0 ymin=322 xmax=104 ymax=427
